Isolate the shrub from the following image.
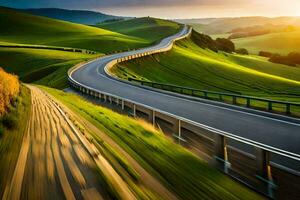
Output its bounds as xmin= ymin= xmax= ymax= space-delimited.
xmin=215 ymin=38 xmax=235 ymax=53
xmin=2 ymin=114 xmax=18 ymax=130
xmin=259 ymin=51 xmax=273 ymax=58
xmin=269 ymin=54 xmax=296 ymax=66
xmin=0 ymin=68 xmax=20 ymax=116
xmin=268 ymin=52 xmax=300 ymax=66
xmin=235 ymin=48 xmax=249 ymax=55
xmin=287 ymin=52 xmax=300 ymax=64
xmin=0 ymin=124 xmax=4 ymax=138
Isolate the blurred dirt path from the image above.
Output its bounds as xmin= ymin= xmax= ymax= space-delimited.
xmin=54 ymin=92 xmax=178 ymax=200
xmin=2 ymin=86 xmax=135 ymax=200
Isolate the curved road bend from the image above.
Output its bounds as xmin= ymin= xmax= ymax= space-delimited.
xmin=2 ymin=86 xmax=135 ymax=200
xmin=71 ymin=26 xmax=300 ymax=158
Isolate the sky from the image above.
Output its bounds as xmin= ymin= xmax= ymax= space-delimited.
xmin=1 ymin=0 xmax=300 ymax=19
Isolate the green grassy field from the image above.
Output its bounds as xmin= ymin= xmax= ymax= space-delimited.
xmin=41 ymin=86 xmax=262 ymax=200
xmin=97 ymin=17 xmax=182 ymax=43
xmin=112 ymin=38 xmax=300 ymax=105
xmin=0 ymin=86 xmax=31 ymax=197
xmin=0 ymin=7 xmax=150 ymax=53
xmin=233 ymin=31 xmax=300 ymax=54
xmin=0 ymin=48 xmax=98 ymax=89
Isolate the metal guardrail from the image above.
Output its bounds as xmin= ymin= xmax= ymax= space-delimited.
xmin=128 ymin=78 xmax=300 ymax=115
xmin=68 ymin=76 xmax=300 ymax=198
xmin=67 ymin=26 xmax=300 ymax=198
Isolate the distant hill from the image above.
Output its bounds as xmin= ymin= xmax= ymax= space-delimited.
xmin=234 ymin=31 xmax=300 ymax=54
xmin=181 ymin=17 xmax=300 ymax=34
xmin=174 ymin=18 xmax=220 ymax=25
xmin=19 ymin=8 xmax=125 ymax=25
xmin=97 ymin=17 xmax=182 ymax=43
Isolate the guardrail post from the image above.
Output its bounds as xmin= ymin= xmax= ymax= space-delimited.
xmin=232 ymin=96 xmax=237 ymax=105
xmin=246 ymin=98 xmax=251 ymax=107
xmin=214 ymin=134 xmax=230 ymax=173
xmin=103 ymin=94 xmax=107 ymax=102
xmin=255 ymin=148 xmax=274 ymax=198
xmin=255 ymin=148 xmax=271 ymax=180
xmin=173 ymin=119 xmax=184 ymax=145
xmin=286 ymin=104 xmax=291 ymax=114
xmin=133 ymin=104 xmax=136 ymax=117
xmin=148 ymin=110 xmax=156 ymax=126
xmin=121 ymin=100 xmax=125 ymax=110
xmin=219 ymin=94 xmax=223 ymax=101
xmin=109 ymin=96 xmax=112 ymax=104
xmin=268 ymin=102 xmax=272 ymax=111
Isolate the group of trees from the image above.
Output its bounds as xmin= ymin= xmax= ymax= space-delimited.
xmin=191 ymin=30 xmax=236 ymax=53
xmin=259 ymin=51 xmax=300 ymax=66
xmin=191 ymin=30 xmax=251 ymax=55
xmin=0 ymin=68 xmax=20 ymax=116
xmin=235 ymin=48 xmax=249 ymax=55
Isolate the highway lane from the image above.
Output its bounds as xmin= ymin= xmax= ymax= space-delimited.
xmin=71 ymin=26 xmax=300 ymax=157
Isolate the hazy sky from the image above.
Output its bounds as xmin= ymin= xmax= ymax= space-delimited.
xmin=1 ymin=0 xmax=300 ymax=18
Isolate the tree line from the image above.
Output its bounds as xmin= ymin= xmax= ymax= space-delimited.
xmin=191 ymin=30 xmax=249 ymax=55
xmin=259 ymin=51 xmax=300 ymax=66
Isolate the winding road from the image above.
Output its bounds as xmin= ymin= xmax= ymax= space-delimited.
xmin=70 ymin=26 xmax=300 ymax=159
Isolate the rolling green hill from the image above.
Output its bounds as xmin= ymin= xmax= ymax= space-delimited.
xmin=20 ymin=8 xmax=123 ymax=25
xmin=0 ymin=48 xmax=97 ymax=89
xmin=97 ymin=17 xmax=182 ymax=43
xmin=0 ymin=7 xmax=148 ymax=53
xmin=234 ymin=31 xmax=300 ymax=54
xmin=0 ymin=8 xmax=182 ymax=88
xmin=112 ymin=37 xmax=300 ymax=103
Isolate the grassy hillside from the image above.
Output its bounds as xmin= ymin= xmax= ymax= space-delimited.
xmin=42 ymin=86 xmax=262 ymax=200
xmin=112 ymin=38 xmax=300 ymax=103
xmin=189 ymin=16 xmax=300 ymax=34
xmin=97 ymin=17 xmax=182 ymax=43
xmin=0 ymin=7 xmax=148 ymax=53
xmin=234 ymin=31 xmax=300 ymax=54
xmin=0 ymin=86 xmax=31 ymax=197
xmin=20 ymin=8 xmax=123 ymax=25
xmin=0 ymin=48 xmax=98 ymax=89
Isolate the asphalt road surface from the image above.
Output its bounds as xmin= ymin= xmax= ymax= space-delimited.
xmin=71 ymin=26 xmax=300 ymax=159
